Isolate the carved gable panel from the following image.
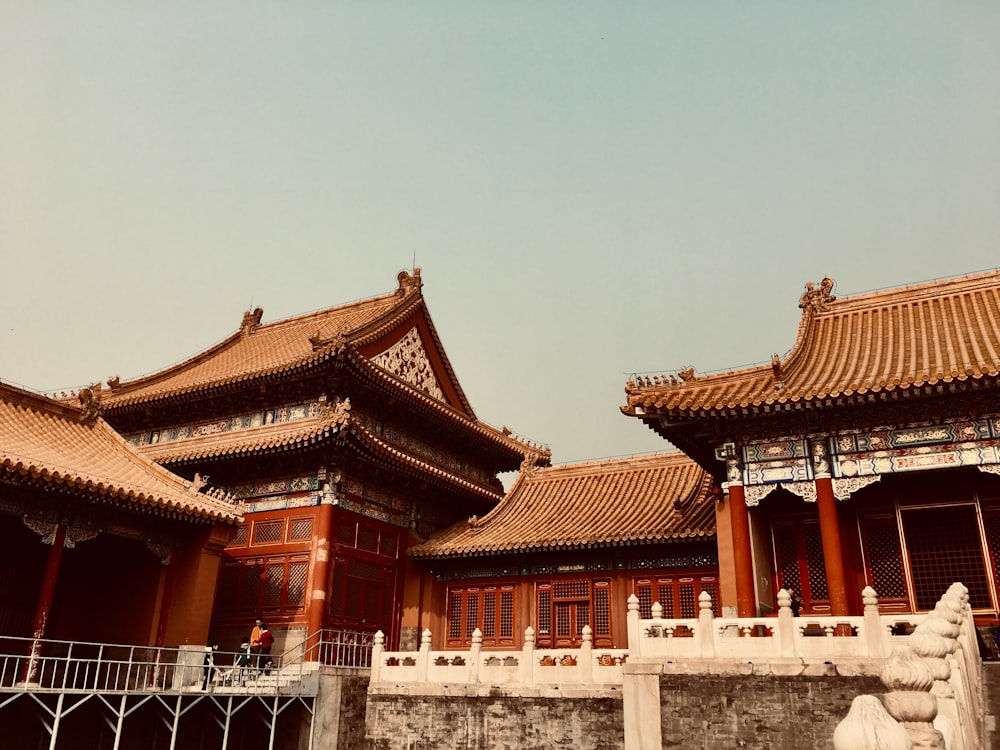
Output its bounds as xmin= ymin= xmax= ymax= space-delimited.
xmin=372 ymin=327 xmax=446 ymax=401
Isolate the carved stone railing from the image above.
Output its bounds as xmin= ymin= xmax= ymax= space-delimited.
xmin=369 ymin=626 xmax=627 ymax=692
xmin=628 ymin=587 xmax=930 ymax=662
xmin=833 ymin=583 xmax=983 ymax=750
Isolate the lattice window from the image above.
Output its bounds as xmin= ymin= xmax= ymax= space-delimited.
xmin=593 ymin=585 xmax=610 ymax=637
xmin=700 ymin=581 xmax=722 ymax=616
xmin=804 ymin=526 xmax=829 ymax=600
xmin=465 ymin=594 xmax=479 ymax=638
xmin=448 ymin=591 xmax=462 ymax=640
xmin=555 ymin=602 xmax=572 ymax=637
xmin=635 ymin=581 xmax=654 ymax=618
xmin=537 ymin=587 xmax=551 ymax=636
xmin=483 ymin=592 xmax=496 ymax=638
xmin=499 ymin=590 xmax=514 ymax=639
xmin=337 ymin=521 xmax=356 ymax=546
xmin=350 ymin=559 xmax=382 ymax=582
xmin=775 ymin=524 xmax=802 ymax=595
xmin=286 ymin=560 xmax=308 ymax=606
xmin=863 ymin=517 xmax=907 ymax=598
xmin=379 ymin=533 xmax=398 ymax=558
xmin=263 ymin=563 xmax=283 ymax=607
xmin=229 ymin=525 xmax=248 ymax=547
xmin=241 ymin=562 xmax=262 ymax=609
xmin=330 ymin=559 xmax=346 ymax=616
xmin=253 ymin=521 xmax=284 ymax=545
xmin=554 ymin=580 xmax=589 ymax=599
xmin=984 ymin=512 xmax=1000 ymax=595
xmin=656 ymin=585 xmax=676 ymax=618
xmin=679 ymin=584 xmax=697 ymax=618
xmin=288 ymin=517 xmax=313 ymax=541
xmin=357 ymin=525 xmax=379 ymax=553
xmin=902 ymin=505 xmax=991 ymax=610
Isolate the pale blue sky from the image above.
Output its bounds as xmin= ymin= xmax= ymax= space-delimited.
xmin=2 ymin=2 xmax=998 ymax=465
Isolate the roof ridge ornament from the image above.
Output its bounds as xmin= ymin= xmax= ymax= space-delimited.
xmin=396 ymin=267 xmax=422 ymax=296
xmin=78 ymin=383 xmax=103 ymax=422
xmin=241 ymin=307 xmax=264 ymax=334
xmin=798 ymin=277 xmax=836 ymax=314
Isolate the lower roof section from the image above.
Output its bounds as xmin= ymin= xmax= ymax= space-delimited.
xmin=409 ymin=452 xmax=717 ymax=559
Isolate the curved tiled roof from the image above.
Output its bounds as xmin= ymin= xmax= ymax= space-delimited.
xmin=102 ymin=287 xmax=409 ymax=409
xmin=0 ymin=383 xmax=241 ymax=524
xmin=624 ymin=269 xmax=1000 ymax=416
xmin=409 ymin=452 xmax=716 ymax=559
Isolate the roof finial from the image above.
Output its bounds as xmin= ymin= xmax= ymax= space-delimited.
xmin=798 ymin=277 xmax=836 ymax=313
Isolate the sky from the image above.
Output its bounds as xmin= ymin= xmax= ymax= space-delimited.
xmin=2 ymin=2 xmax=999 ymax=469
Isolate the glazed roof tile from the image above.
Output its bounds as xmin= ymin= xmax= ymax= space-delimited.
xmin=0 ymin=383 xmax=241 ymax=524
xmin=102 ymin=287 xmax=407 ymax=409
xmin=624 ymin=269 xmax=1000 ymax=415
xmin=409 ymin=452 xmax=715 ymax=558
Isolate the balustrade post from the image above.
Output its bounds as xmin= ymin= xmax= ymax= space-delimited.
xmin=626 ymin=595 xmax=640 ymax=658
xmin=833 ymin=694 xmax=911 ymax=750
xmin=521 ymin=627 xmax=535 ymax=685
xmin=416 ymin=629 xmax=431 ymax=682
xmin=776 ymin=589 xmax=796 ymax=658
xmin=860 ymin=587 xmax=885 ymax=658
xmin=881 ymin=644 xmax=945 ymax=749
xmin=697 ymin=591 xmax=716 ymax=658
xmin=470 ymin=628 xmax=482 ymax=685
xmin=370 ymin=631 xmax=384 ymax=684
xmin=579 ymin=626 xmax=593 ymax=684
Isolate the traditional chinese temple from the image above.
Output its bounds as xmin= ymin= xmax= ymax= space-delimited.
xmin=0 ymin=381 xmax=240 ymax=647
xmin=100 ymin=269 xmax=544 ymax=650
xmin=409 ymin=452 xmax=718 ymax=650
xmin=622 ymin=269 xmax=1000 ymax=625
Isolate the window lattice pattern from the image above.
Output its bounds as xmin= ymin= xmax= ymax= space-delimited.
xmin=499 ymin=591 xmax=513 ymax=638
xmin=465 ymin=595 xmax=479 ymax=638
xmin=350 ymin=559 xmax=382 ymax=582
xmin=656 ymin=585 xmax=675 ymax=618
xmin=537 ymin=589 xmax=551 ymax=636
xmin=286 ymin=561 xmax=307 ymax=605
xmin=575 ymin=602 xmax=590 ymax=633
xmin=553 ymin=580 xmax=589 ymax=599
xmin=229 ymin=525 xmax=248 ymax=547
xmin=864 ymin=520 xmax=907 ymax=598
xmin=358 ymin=526 xmax=379 ymax=553
xmin=679 ymin=585 xmax=697 ymax=618
xmin=337 ymin=522 xmax=356 ymax=546
xmin=330 ymin=561 xmax=346 ymax=616
xmin=379 ymin=534 xmax=398 ymax=558
xmin=483 ymin=592 xmax=496 ymax=638
xmin=241 ymin=563 xmax=262 ymax=609
xmin=804 ymin=526 xmax=829 ymax=600
xmin=253 ymin=521 xmax=284 ymax=545
xmin=700 ymin=582 xmax=721 ymax=616
xmin=636 ymin=586 xmax=653 ymax=619
xmin=448 ymin=592 xmax=462 ymax=640
xmin=776 ymin=527 xmax=801 ymax=595
xmin=556 ymin=603 xmax=572 ymax=637
xmin=594 ymin=587 xmax=610 ymax=636
xmin=288 ymin=518 xmax=313 ymax=540
xmin=902 ymin=506 xmax=991 ymax=610
xmin=263 ymin=565 xmax=283 ymax=606
xmin=984 ymin=513 xmax=1000 ymax=582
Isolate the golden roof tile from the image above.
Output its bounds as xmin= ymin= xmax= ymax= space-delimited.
xmin=624 ymin=269 xmax=1000 ymax=415
xmin=0 ymin=383 xmax=241 ymax=524
xmin=409 ymin=452 xmax=716 ymax=558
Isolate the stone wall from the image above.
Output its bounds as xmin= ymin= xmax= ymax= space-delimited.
xmin=364 ymin=693 xmax=624 ymax=750
xmin=311 ymin=669 xmax=370 ymax=750
xmin=659 ymin=671 xmax=883 ymax=749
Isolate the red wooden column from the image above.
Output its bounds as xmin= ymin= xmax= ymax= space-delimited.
xmin=26 ymin=522 xmax=67 ymax=683
xmin=307 ymin=476 xmax=336 ymax=660
xmin=811 ymin=439 xmax=850 ymax=617
xmin=726 ymin=457 xmax=757 ymax=617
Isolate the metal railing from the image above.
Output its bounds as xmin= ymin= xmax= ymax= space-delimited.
xmin=0 ymin=628 xmax=374 ymax=696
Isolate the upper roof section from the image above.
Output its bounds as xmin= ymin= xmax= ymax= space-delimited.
xmin=624 ymin=269 xmax=1000 ymax=417
xmin=409 ymin=452 xmax=716 ymax=559
xmin=102 ymin=269 xmax=473 ymax=413
xmin=0 ymin=383 xmax=241 ymax=524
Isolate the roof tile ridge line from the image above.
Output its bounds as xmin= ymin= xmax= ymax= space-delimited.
xmin=542 ymin=451 xmax=692 ymax=476
xmin=1 ymin=382 xmax=87 ymax=420
xmin=349 ymin=423 xmax=502 ymax=498
xmin=466 ymin=466 xmax=534 ymax=530
xmin=97 ymin=415 xmax=240 ymax=513
xmin=817 ymin=268 xmax=1000 ymax=316
xmin=254 ymin=288 xmax=405 ymax=333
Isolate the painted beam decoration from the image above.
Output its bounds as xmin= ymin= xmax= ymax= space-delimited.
xmin=738 ymin=415 xmax=1000 ymax=505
